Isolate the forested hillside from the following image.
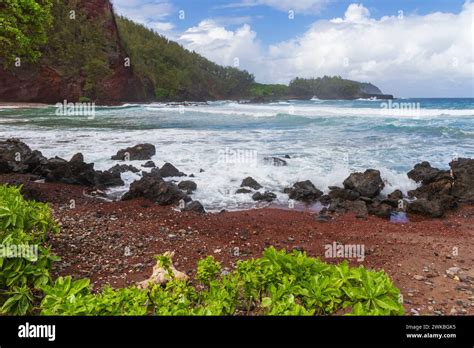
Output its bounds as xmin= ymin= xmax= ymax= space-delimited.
xmin=288 ymin=76 xmax=389 ymax=100
xmin=116 ymin=16 xmax=255 ymax=101
xmin=0 ymin=0 xmax=391 ymax=103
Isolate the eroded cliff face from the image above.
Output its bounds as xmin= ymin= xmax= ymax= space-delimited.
xmin=0 ymin=0 xmax=152 ymax=104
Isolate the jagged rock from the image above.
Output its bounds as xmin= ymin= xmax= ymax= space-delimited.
xmin=328 ymin=186 xmax=360 ymax=201
xmin=108 ymin=164 xmax=140 ymax=175
xmin=343 ymin=169 xmax=384 ymax=198
xmin=182 ymin=200 xmax=205 ymax=214
xmin=408 ymin=199 xmax=444 ymax=218
xmin=0 ymin=138 xmax=42 ymax=173
xmin=368 ymin=200 xmax=393 ymax=218
xmin=284 ymin=180 xmax=322 ymax=202
xmin=111 ymin=143 xmax=156 ymax=161
xmin=407 ymin=161 xmax=444 ymax=185
xmin=178 ymin=180 xmax=197 ymax=194
xmin=38 ymin=154 xmax=98 ymax=186
xmin=236 ymin=188 xmax=252 ymax=194
xmin=152 ymin=163 xmax=186 ymax=177
xmin=327 ymin=198 xmax=368 ymax=218
xmin=450 ymin=158 xmax=474 ymax=203
xmin=142 ymin=160 xmax=156 ymax=168
xmin=319 ymin=194 xmax=331 ymax=205
xmin=241 ymin=176 xmax=262 ymax=190
xmin=263 ymin=157 xmax=287 ymax=166
xmin=388 ymin=189 xmax=403 ymax=200
xmin=95 ymin=170 xmax=124 ymax=188
xmin=122 ymin=172 xmax=189 ymax=205
xmin=252 ymin=191 xmax=276 ymax=202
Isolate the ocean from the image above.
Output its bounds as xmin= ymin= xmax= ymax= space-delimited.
xmin=1 ymin=98 xmax=473 ymax=211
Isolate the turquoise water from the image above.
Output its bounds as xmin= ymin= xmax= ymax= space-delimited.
xmin=1 ymin=98 xmax=473 ymax=210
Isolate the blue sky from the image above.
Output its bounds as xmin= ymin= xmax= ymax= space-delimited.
xmin=112 ymin=0 xmax=474 ymax=97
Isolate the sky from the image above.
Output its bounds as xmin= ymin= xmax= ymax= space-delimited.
xmin=111 ymin=0 xmax=474 ymax=97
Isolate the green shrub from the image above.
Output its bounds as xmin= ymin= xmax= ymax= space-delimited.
xmin=196 ymin=256 xmax=221 ymax=286
xmin=0 ymin=185 xmax=59 ymax=315
xmin=39 ymin=248 xmax=404 ymax=316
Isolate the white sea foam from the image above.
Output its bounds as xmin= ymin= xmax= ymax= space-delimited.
xmin=1 ymin=99 xmax=472 ymax=211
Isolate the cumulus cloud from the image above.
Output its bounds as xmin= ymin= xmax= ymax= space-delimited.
xmin=179 ymin=20 xmax=264 ymax=71
xmin=182 ymin=2 xmax=473 ymax=96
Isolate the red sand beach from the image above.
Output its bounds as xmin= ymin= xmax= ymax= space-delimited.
xmin=1 ymin=173 xmax=472 ymax=316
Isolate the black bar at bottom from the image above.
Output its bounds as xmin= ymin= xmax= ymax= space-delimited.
xmin=0 ymin=316 xmax=472 ymax=346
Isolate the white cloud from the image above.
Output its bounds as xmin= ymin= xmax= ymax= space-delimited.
xmin=154 ymin=21 xmax=175 ymax=32
xmin=179 ymin=20 xmax=263 ymax=71
xmin=111 ymin=0 xmax=173 ymax=26
xmin=336 ymin=3 xmax=371 ymax=23
xmin=183 ymin=2 xmax=473 ymax=97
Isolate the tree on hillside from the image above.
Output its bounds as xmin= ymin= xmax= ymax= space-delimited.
xmin=0 ymin=0 xmax=53 ymax=67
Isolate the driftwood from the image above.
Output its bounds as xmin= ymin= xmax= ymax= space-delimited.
xmin=137 ymin=251 xmax=188 ymax=289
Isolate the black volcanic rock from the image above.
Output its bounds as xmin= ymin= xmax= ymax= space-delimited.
xmin=142 ymin=161 xmax=156 ymax=168
xmin=152 ymin=163 xmax=186 ymax=177
xmin=108 ymin=164 xmax=140 ymax=175
xmin=407 ymin=162 xmax=445 ymax=185
xmin=449 ymin=158 xmax=474 ymax=203
xmin=111 ymin=144 xmax=156 ymax=161
xmin=408 ymin=199 xmax=444 ymax=218
xmin=0 ymin=138 xmax=39 ymax=173
xmin=122 ymin=172 xmax=189 ymax=205
xmin=327 ymin=186 xmax=360 ymax=201
xmin=241 ymin=177 xmax=262 ymax=190
xmin=178 ymin=180 xmax=197 ymax=194
xmin=343 ymin=169 xmax=384 ymax=198
xmin=182 ymin=200 xmax=206 ymax=214
xmin=284 ymin=180 xmax=322 ymax=202
xmin=252 ymin=191 xmax=276 ymax=202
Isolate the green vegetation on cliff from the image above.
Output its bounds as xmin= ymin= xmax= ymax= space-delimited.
xmin=116 ymin=16 xmax=255 ymax=101
xmin=0 ymin=0 xmax=53 ymax=66
xmin=0 ymin=0 xmax=390 ymax=102
xmin=289 ymin=76 xmax=367 ymax=99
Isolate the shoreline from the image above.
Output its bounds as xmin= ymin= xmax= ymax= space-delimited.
xmin=0 ymin=173 xmax=472 ymax=316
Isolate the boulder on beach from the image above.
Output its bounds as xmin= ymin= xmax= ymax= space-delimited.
xmin=343 ymin=169 xmax=384 ymax=198
xmin=152 ymin=163 xmax=186 ymax=177
xmin=327 ymin=186 xmax=360 ymax=201
xmin=95 ymin=170 xmax=124 ymax=188
xmin=284 ymin=180 xmax=322 ymax=202
xmin=38 ymin=153 xmax=97 ymax=186
xmin=178 ymin=180 xmax=197 ymax=194
xmin=407 ymin=161 xmax=444 ymax=185
xmin=388 ymin=189 xmax=403 ymax=200
xmin=407 ymin=161 xmax=453 ymax=202
xmin=367 ymin=200 xmax=393 ymax=218
xmin=108 ymin=164 xmax=140 ymax=175
xmin=142 ymin=161 xmax=156 ymax=168
xmin=182 ymin=200 xmax=206 ymax=214
xmin=408 ymin=199 xmax=444 ymax=218
xmin=449 ymin=158 xmax=474 ymax=203
xmin=263 ymin=157 xmax=287 ymax=167
xmin=252 ymin=191 xmax=277 ymax=202
xmin=111 ymin=143 xmax=156 ymax=161
xmin=241 ymin=176 xmax=262 ymax=190
xmin=0 ymin=138 xmax=45 ymax=174
xmin=122 ymin=172 xmax=189 ymax=205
